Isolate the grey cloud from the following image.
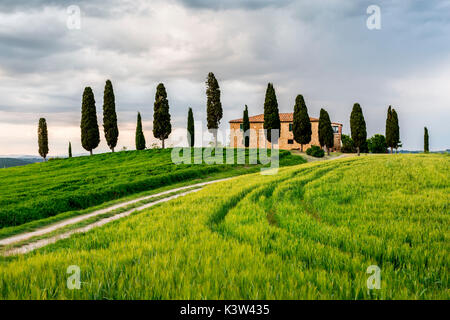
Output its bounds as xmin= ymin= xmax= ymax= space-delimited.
xmin=0 ymin=1 xmax=109 ymax=13
xmin=176 ymin=0 xmax=293 ymax=10
xmin=0 ymin=0 xmax=449 ymax=154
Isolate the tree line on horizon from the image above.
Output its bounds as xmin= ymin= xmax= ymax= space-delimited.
xmin=37 ymin=74 xmax=430 ymax=160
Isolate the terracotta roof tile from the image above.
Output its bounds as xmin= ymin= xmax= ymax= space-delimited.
xmin=229 ymin=113 xmax=342 ymax=125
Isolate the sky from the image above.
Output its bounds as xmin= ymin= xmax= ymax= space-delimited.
xmin=0 ymin=0 xmax=449 ymax=156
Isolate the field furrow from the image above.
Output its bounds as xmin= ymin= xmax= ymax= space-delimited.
xmin=0 ymin=154 xmax=448 ymax=299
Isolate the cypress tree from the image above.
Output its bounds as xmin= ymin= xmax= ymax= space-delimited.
xmin=103 ymin=79 xmax=119 ymax=152
xmin=392 ymin=108 xmax=400 ymax=153
xmin=385 ymin=106 xmax=394 ymax=153
xmin=242 ymin=105 xmax=250 ymax=148
xmin=153 ymin=83 xmax=171 ymax=149
xmin=292 ymin=94 xmax=312 ymax=152
xmin=424 ymin=127 xmax=429 ymax=153
xmin=187 ymin=107 xmax=194 ymax=148
xmin=318 ymin=108 xmax=334 ymax=155
xmin=350 ymin=103 xmax=367 ymax=156
xmin=206 ymin=72 xmax=222 ymax=147
xmin=68 ymin=142 xmax=72 ymax=158
xmin=38 ymin=118 xmax=49 ymax=161
xmin=263 ymin=83 xmax=280 ymax=145
xmin=136 ymin=112 xmax=146 ymax=150
xmin=80 ymin=87 xmax=100 ymax=155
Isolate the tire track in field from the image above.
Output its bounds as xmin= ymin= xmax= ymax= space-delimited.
xmin=207 ymin=166 xmax=308 ymax=229
xmin=3 ymin=189 xmax=203 ymax=256
xmin=206 ymin=163 xmax=371 ymax=273
xmin=207 ymin=161 xmax=340 ymax=234
xmin=2 ymin=156 xmax=350 ymax=256
xmin=261 ymin=160 xmax=401 ymax=269
xmin=1 ymin=177 xmax=233 ymax=256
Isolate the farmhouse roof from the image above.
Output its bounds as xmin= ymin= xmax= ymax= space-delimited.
xmin=229 ymin=113 xmax=342 ymax=126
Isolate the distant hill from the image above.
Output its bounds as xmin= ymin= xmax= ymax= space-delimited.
xmin=397 ymin=150 xmax=449 ymax=154
xmin=0 ymin=157 xmax=42 ymax=168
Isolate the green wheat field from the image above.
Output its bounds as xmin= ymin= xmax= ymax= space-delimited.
xmin=0 ymin=148 xmax=302 ymax=229
xmin=0 ymin=153 xmax=448 ymax=299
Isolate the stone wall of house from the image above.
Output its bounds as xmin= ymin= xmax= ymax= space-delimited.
xmin=230 ymin=121 xmax=342 ymax=151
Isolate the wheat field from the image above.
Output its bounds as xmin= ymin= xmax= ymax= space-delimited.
xmin=0 ymin=154 xmax=448 ymax=299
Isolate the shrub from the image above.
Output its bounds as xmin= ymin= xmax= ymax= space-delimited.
xmin=341 ymin=134 xmax=369 ymax=153
xmin=367 ymin=134 xmax=388 ymax=153
xmin=306 ymin=145 xmax=325 ymax=158
xmin=341 ymin=134 xmax=356 ymax=153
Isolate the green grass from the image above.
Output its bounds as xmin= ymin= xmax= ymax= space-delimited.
xmin=0 ymin=175 xmax=227 ymax=240
xmin=0 ymin=186 xmax=201 ymax=254
xmin=0 ymin=148 xmax=305 ymax=229
xmin=290 ymin=150 xmax=345 ymax=162
xmin=0 ymin=154 xmax=448 ymax=299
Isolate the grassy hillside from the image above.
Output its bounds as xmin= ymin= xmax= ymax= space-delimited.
xmin=0 ymin=148 xmax=304 ymax=228
xmin=0 ymin=154 xmax=448 ymax=299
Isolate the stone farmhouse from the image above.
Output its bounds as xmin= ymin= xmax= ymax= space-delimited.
xmin=229 ymin=113 xmax=343 ymax=151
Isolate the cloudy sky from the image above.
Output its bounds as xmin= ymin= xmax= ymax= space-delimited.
xmin=0 ymin=0 xmax=449 ymax=155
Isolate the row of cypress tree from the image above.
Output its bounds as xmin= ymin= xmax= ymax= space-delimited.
xmin=38 ymin=72 xmax=224 ymax=158
xmin=258 ymin=84 xmax=337 ymax=155
xmin=244 ymin=83 xmax=405 ymax=156
xmin=36 ymin=76 xmax=430 ymax=160
xmin=184 ymin=72 xmax=223 ymax=148
xmin=350 ymin=104 xmax=402 ymax=155
xmin=80 ymin=81 xmax=172 ymax=154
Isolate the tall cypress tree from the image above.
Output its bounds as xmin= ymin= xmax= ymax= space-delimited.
xmin=38 ymin=118 xmax=49 ymax=161
xmin=392 ymin=108 xmax=400 ymax=153
xmin=68 ymin=142 xmax=72 ymax=158
xmin=153 ymin=83 xmax=171 ymax=149
xmin=242 ymin=105 xmax=250 ymax=148
xmin=103 ymin=79 xmax=119 ymax=152
xmin=292 ymin=94 xmax=312 ymax=152
xmin=350 ymin=103 xmax=367 ymax=156
xmin=424 ymin=127 xmax=429 ymax=153
xmin=206 ymin=72 xmax=222 ymax=147
xmin=318 ymin=108 xmax=334 ymax=155
xmin=263 ymin=83 xmax=280 ymax=145
xmin=187 ymin=107 xmax=194 ymax=148
xmin=80 ymin=87 xmax=100 ymax=155
xmin=385 ymin=106 xmax=394 ymax=153
xmin=136 ymin=112 xmax=146 ymax=150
